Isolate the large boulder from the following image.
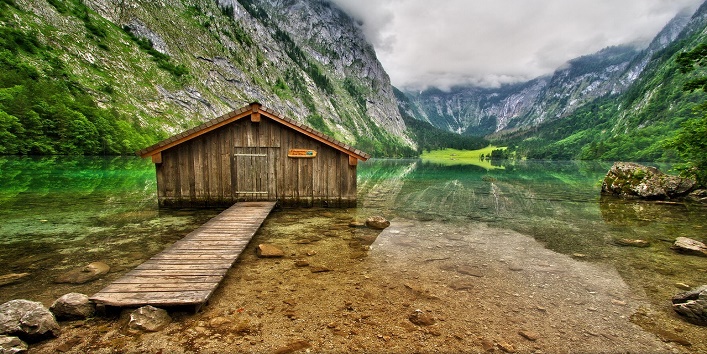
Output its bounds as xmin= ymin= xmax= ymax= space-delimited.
xmin=0 ymin=300 xmax=60 ymax=341
xmin=601 ymin=162 xmax=695 ymax=199
xmin=54 ymin=262 xmax=110 ymax=284
xmin=0 ymin=335 xmax=28 ymax=354
xmin=672 ymin=285 xmax=707 ymax=326
xmin=128 ymin=306 xmax=171 ymax=332
xmin=50 ymin=293 xmax=94 ymax=321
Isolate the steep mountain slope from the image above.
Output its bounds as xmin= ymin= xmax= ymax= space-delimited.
xmin=0 ymin=0 xmax=413 ymax=156
xmin=399 ymin=7 xmax=695 ymax=136
xmin=504 ymin=1 xmax=707 ymax=161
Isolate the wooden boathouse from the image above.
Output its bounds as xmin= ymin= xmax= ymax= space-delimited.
xmin=137 ymin=102 xmax=370 ymax=207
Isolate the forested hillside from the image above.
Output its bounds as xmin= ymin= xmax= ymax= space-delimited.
xmin=393 ymin=88 xmax=488 ymax=153
xmin=0 ymin=0 xmax=415 ymax=156
xmin=0 ymin=0 xmax=161 ymax=154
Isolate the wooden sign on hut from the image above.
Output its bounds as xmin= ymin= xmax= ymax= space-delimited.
xmin=137 ymin=102 xmax=370 ymax=207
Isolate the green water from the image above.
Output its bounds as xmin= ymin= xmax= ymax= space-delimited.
xmin=1 ymin=157 xmax=705 ymax=322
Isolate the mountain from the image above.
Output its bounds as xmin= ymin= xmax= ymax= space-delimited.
xmin=502 ymin=0 xmax=707 ymax=162
xmin=398 ymin=7 xmax=696 ymax=137
xmin=0 ymin=0 xmax=414 ymax=156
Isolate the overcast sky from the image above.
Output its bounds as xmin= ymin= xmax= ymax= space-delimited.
xmin=330 ymin=0 xmax=704 ymax=90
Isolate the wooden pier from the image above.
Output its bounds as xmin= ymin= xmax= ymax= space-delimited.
xmin=90 ymin=201 xmax=276 ymax=312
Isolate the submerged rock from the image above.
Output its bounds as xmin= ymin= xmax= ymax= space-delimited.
xmin=672 ymin=285 xmax=707 ymax=326
xmin=519 ymin=330 xmax=540 ymax=341
xmin=687 ymin=189 xmax=707 ymax=203
xmin=614 ymin=238 xmax=650 ymax=248
xmin=0 ymin=300 xmax=60 ymax=341
xmin=0 ymin=274 xmax=30 ymax=287
xmin=365 ymin=216 xmax=390 ymax=230
xmin=54 ymin=262 xmax=110 ymax=284
xmin=348 ymin=219 xmax=366 ymax=228
xmin=256 ymin=244 xmax=284 ymax=258
xmin=671 ymin=237 xmax=707 ymax=257
xmin=274 ymin=340 xmax=311 ymax=354
xmin=50 ymin=293 xmax=94 ymax=320
xmin=0 ymin=335 xmax=28 ymax=354
xmin=128 ymin=306 xmax=171 ymax=332
xmin=601 ymin=162 xmax=695 ymax=199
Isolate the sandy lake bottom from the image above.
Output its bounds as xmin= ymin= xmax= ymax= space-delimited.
xmin=27 ymin=211 xmax=705 ymax=353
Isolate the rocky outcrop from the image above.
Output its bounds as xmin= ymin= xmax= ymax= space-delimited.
xmin=672 ymin=286 xmax=707 ymax=326
xmin=0 ymin=300 xmax=60 ymax=341
xmin=601 ymin=162 xmax=695 ymax=200
xmin=50 ymin=293 xmax=95 ymax=321
xmin=257 ymin=0 xmax=410 ymax=144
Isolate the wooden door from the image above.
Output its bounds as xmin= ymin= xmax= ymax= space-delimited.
xmin=233 ymin=147 xmax=269 ymax=201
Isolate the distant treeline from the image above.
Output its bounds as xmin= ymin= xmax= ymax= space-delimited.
xmin=402 ymin=114 xmax=488 ymax=154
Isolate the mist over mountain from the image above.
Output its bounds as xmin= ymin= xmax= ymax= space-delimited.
xmin=397 ymin=6 xmax=697 ymax=137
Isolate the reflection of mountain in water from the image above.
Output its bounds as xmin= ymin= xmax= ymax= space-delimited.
xmin=356 ymin=159 xmax=417 ymax=215
xmin=392 ymin=162 xmax=509 ymax=222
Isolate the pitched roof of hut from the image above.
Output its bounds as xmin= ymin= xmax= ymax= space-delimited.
xmin=136 ymin=102 xmax=371 ymax=161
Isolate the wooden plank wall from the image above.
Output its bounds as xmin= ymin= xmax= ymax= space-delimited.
xmin=156 ymin=116 xmax=357 ymax=208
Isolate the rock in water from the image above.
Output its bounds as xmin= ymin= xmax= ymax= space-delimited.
xmin=671 ymin=237 xmax=707 ymax=257
xmin=672 ymin=285 xmax=707 ymax=326
xmin=365 ymin=216 xmax=390 ymax=230
xmin=601 ymin=162 xmax=695 ymax=199
xmin=0 ymin=299 xmax=60 ymax=341
xmin=0 ymin=335 xmax=28 ymax=354
xmin=256 ymin=244 xmax=284 ymax=258
xmin=54 ymin=262 xmax=110 ymax=284
xmin=0 ymin=274 xmax=30 ymax=287
xmin=50 ymin=293 xmax=94 ymax=320
xmin=128 ymin=306 xmax=171 ymax=332
xmin=614 ymin=238 xmax=650 ymax=248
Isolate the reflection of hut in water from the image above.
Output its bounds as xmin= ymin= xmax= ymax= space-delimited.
xmin=137 ymin=102 xmax=369 ymax=208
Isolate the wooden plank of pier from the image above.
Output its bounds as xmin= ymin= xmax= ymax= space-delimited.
xmin=90 ymin=201 xmax=276 ymax=311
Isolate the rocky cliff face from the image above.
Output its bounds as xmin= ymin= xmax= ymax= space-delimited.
xmin=400 ymin=8 xmax=695 ymax=136
xmin=10 ymin=0 xmax=412 ymax=155
xmin=254 ymin=0 xmax=408 ymax=141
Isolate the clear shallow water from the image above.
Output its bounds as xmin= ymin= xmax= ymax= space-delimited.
xmin=1 ymin=157 xmax=706 ymax=350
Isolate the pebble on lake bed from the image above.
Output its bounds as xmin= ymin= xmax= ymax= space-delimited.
xmin=671 ymin=237 xmax=707 ymax=257
xmin=256 ymin=244 xmax=284 ymax=258
xmin=614 ymin=238 xmax=650 ymax=248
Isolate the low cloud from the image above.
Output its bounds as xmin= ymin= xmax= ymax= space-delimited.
xmin=330 ymin=0 xmax=704 ymax=90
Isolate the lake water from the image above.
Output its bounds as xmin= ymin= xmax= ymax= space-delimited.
xmin=1 ymin=156 xmax=706 ymax=352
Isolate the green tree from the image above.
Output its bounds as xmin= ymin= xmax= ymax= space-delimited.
xmin=666 ymin=44 xmax=707 ymax=186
